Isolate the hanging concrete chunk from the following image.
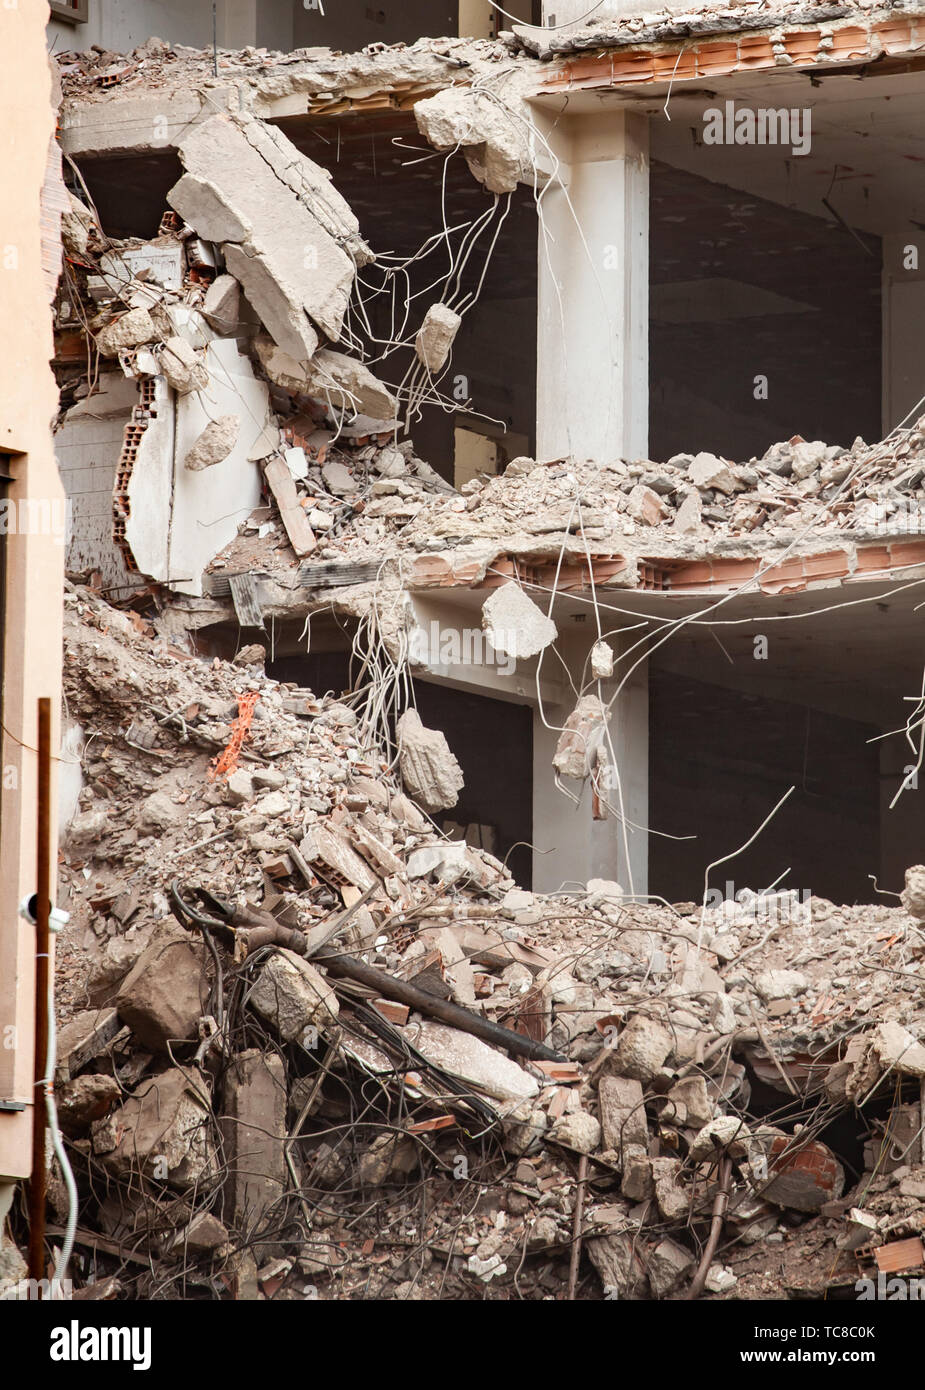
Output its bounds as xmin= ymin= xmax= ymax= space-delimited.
xmin=552 ymin=694 xmax=607 ymax=780
xmin=481 ymin=582 xmax=557 ymax=662
xmin=184 ymin=414 xmax=240 ymax=471
xmin=396 ymin=708 xmax=464 ymax=812
xmin=415 ymin=302 xmax=461 ymax=373
xmin=168 ymin=114 xmax=371 ymax=360
xmin=253 ymin=334 xmax=395 ymax=421
xmin=414 ymin=87 xmax=532 ymax=194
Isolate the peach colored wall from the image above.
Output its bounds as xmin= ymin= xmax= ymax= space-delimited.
xmin=0 ymin=1 xmax=65 ymax=1183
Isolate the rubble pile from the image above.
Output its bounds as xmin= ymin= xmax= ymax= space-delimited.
xmin=22 ymin=585 xmax=925 ymax=1300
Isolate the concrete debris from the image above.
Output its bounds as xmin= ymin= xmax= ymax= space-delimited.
xmin=481 ymin=582 xmax=557 ymax=662
xmin=396 ymin=708 xmax=464 ymax=812
xmin=415 ymin=302 xmax=461 ymax=373
xmin=184 ymin=414 xmax=240 ymax=471
xmin=552 ymin=695 xmax=606 ymax=781
xmin=114 ymin=923 xmax=205 ymax=1053
xmin=248 ymin=948 xmax=340 ymax=1045
xmin=47 ymin=584 xmax=925 ymax=1301
xmin=94 ymin=306 xmax=155 ymax=356
xmin=156 ymin=336 xmax=209 ymax=395
xmin=169 ymin=114 xmax=369 ymax=359
xmin=414 ymin=86 xmax=533 ymax=194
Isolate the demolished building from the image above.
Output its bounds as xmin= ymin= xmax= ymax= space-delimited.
xmin=5 ymin=0 xmax=925 ymax=1307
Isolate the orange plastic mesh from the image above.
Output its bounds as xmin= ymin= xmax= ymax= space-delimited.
xmin=208 ymin=690 xmax=260 ymax=781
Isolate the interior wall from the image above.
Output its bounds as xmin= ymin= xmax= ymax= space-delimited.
xmin=649 ymin=161 xmax=882 ymax=462
xmin=48 ymin=0 xmax=278 ymax=53
xmin=293 ymin=0 xmax=457 ymax=50
xmin=413 ymin=680 xmax=533 ymax=887
xmin=649 ymin=672 xmax=881 ymax=905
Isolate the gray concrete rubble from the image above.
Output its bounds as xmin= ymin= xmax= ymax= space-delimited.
xmin=481 ymin=582 xmax=557 ymax=662
xmin=415 ymin=302 xmax=462 ymax=373
xmin=47 ymin=581 xmax=925 ymax=1302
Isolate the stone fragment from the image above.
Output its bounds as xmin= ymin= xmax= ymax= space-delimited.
xmin=754 ymin=970 xmax=808 ymax=1002
xmin=396 ymin=708 xmax=464 ymax=812
xmin=587 ymin=1233 xmax=650 ymax=1299
xmin=94 ymin=307 xmax=155 ymax=356
xmin=226 ymin=768 xmax=255 ymax=804
xmin=321 ymin=459 xmax=354 ymax=495
xmin=56 ymin=1073 xmax=121 ymax=1136
xmin=790 ymin=440 xmax=827 ymax=479
xmin=673 ymin=489 xmax=702 ymax=533
xmin=627 ymin=483 xmax=669 ymax=525
xmin=651 ymin=1157 xmax=689 ymax=1221
xmin=689 ymin=452 xmax=736 ymax=495
xmin=55 ymin=1007 xmax=120 ymax=1082
xmin=648 ymin=1238 xmax=694 ymax=1298
xmin=612 ymin=1014 xmax=672 ymax=1082
xmin=66 ymin=808 xmax=110 ymax=846
xmin=356 ymin=1132 xmax=419 ymax=1187
xmin=481 ymin=583 xmax=557 ymax=662
xmin=184 ymin=414 xmax=240 ymax=471
xmin=138 ymin=791 xmax=182 ymax=833
xmin=104 ymin=1068 xmax=217 ymax=1190
xmin=202 ymin=273 xmax=240 ymax=335
xmin=666 ymin=1076 xmax=713 ymax=1129
xmin=249 ymin=949 xmax=339 ymax=1045
xmin=590 ymin=639 xmax=614 ymax=679
xmin=552 ymin=695 xmax=606 ymax=781
xmin=620 ymin=1146 xmax=653 ymax=1201
xmin=415 ymin=302 xmax=461 ymax=372
xmin=157 ymin=336 xmax=209 ymax=394
xmin=689 ymin=1115 xmax=751 ymax=1162
xmin=901 ymin=864 xmax=925 ymax=920
xmin=599 ymin=1075 xmax=647 ymax=1156
xmin=549 ymin=1109 xmax=601 ymax=1154
xmin=414 ymin=86 xmax=532 ymax=194
xmin=115 ymin=923 xmax=205 ymax=1053
xmin=870 ymin=1020 xmax=925 ymax=1077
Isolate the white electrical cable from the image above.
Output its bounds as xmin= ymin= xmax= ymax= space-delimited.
xmin=43 ymin=965 xmax=78 ymax=1298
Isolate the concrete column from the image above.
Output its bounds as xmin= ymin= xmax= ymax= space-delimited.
xmin=535 ymin=109 xmax=649 ymax=464
xmin=882 ymin=234 xmax=925 ymax=436
xmin=532 ymin=635 xmax=648 ymax=896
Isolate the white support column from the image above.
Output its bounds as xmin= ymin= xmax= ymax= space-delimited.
xmin=882 ymin=234 xmax=925 ymax=436
xmin=532 ymin=635 xmax=648 ymax=897
xmin=535 ymin=108 xmax=649 ymax=465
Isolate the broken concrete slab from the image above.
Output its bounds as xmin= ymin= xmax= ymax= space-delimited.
xmin=115 ymin=923 xmax=206 ymax=1054
xmin=202 ymin=273 xmax=241 ymax=335
xmin=221 ymin=1049 xmax=286 ymax=1236
xmin=481 ymin=582 xmax=557 ymax=662
xmin=55 ymin=1007 xmax=121 ymax=1082
xmin=248 ymin=948 xmax=340 ymax=1046
xmin=403 ymin=1020 xmax=539 ymax=1105
xmin=415 ymin=302 xmax=461 ymax=373
xmin=396 ymin=708 xmax=464 ymax=812
xmin=104 ymin=1068 xmax=217 ymax=1191
xmin=263 ymin=455 xmax=317 ymax=558
xmin=648 ymin=1238 xmax=695 ymax=1298
xmin=870 ymin=1020 xmax=925 ymax=1077
xmin=184 ymin=414 xmax=240 ymax=471
xmin=56 ymin=1073 xmax=122 ymax=1137
xmin=168 ymin=114 xmax=368 ymax=359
